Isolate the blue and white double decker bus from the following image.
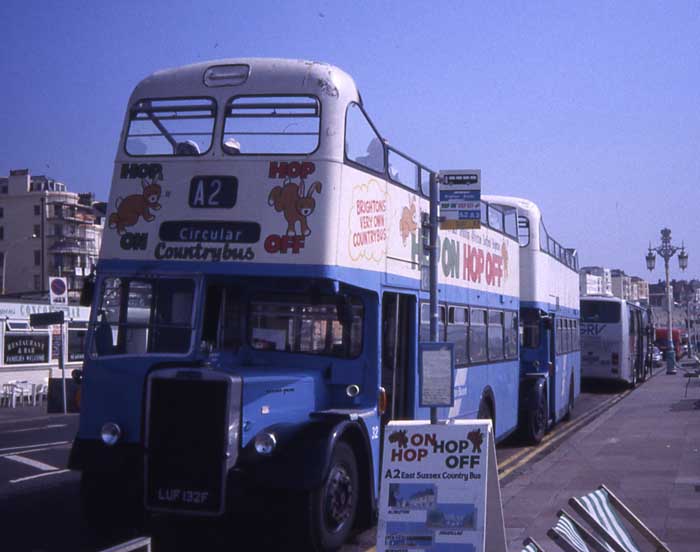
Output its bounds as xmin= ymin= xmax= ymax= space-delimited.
xmin=486 ymin=196 xmax=581 ymax=443
xmin=68 ymin=58 xmax=521 ymax=550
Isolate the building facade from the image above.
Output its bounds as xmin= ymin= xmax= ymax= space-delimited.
xmin=579 ymin=273 xmax=604 ymax=296
xmin=611 ymin=269 xmax=632 ymax=301
xmin=631 ymin=276 xmax=649 ymax=304
xmin=580 ymin=266 xmax=613 ymax=296
xmin=0 ymin=169 xmax=104 ymax=296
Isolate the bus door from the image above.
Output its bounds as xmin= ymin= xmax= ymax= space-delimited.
xmin=380 ymin=293 xmax=415 ymax=426
xmin=548 ymin=314 xmax=557 ymax=422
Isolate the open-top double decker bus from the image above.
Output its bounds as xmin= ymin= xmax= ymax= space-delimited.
xmin=69 ymin=58 xmax=521 ymax=550
xmin=486 ymin=196 xmax=581 ymax=443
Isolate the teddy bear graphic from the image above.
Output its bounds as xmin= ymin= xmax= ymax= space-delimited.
xmin=108 ymin=178 xmax=163 ymax=234
xmin=267 ymin=178 xmax=322 ymax=236
xmin=399 ymin=201 xmax=418 ymax=246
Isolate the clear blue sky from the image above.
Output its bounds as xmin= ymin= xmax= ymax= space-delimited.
xmin=1 ymin=1 xmax=698 ymax=280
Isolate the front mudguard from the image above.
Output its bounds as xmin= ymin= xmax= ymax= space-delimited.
xmin=237 ymin=415 xmax=373 ymax=492
xmin=519 ymin=375 xmax=547 ymax=417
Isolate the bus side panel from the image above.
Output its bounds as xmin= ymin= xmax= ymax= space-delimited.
xmin=488 ymin=360 xmax=520 ymax=438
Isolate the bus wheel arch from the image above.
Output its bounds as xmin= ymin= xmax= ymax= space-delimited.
xmin=563 ymin=376 xmax=575 ymax=422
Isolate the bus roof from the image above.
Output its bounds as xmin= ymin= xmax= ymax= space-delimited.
xmin=482 ymin=195 xmax=541 ymax=219
xmin=131 ymin=58 xmax=360 ymax=105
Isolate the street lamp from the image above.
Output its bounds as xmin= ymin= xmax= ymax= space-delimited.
xmin=646 ymin=228 xmax=688 ymax=374
xmin=1 ymin=234 xmax=38 ymax=295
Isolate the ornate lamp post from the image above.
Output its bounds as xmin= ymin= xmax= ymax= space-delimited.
xmin=646 ymin=228 xmax=688 ymax=374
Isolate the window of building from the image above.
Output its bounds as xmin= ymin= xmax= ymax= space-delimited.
xmin=34 ymin=205 xmax=40 ymax=216
xmin=54 ymin=224 xmax=63 ymax=237
xmin=54 ymin=204 xmax=62 ymax=218
xmin=345 ymin=103 xmax=385 ymax=173
xmin=33 ymin=224 xmax=40 ymax=237
xmin=34 ymin=250 xmax=41 ymax=266
xmin=33 ymin=274 xmax=40 ymax=290
xmin=68 ymin=321 xmax=89 ymax=362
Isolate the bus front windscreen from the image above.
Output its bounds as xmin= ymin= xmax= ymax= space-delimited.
xmin=248 ymin=294 xmax=363 ymax=358
xmin=581 ymin=301 xmax=621 ymax=324
xmin=91 ymin=277 xmax=195 ymax=356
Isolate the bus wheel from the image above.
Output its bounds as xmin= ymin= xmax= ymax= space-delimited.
xmin=524 ymin=389 xmax=547 ymax=444
xmin=563 ymin=378 xmax=575 ymax=422
xmin=305 ymin=442 xmax=358 ymax=551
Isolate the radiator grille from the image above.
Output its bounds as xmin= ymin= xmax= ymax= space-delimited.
xmin=146 ymin=376 xmax=228 ymax=514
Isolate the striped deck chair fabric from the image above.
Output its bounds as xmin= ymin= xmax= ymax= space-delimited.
xmin=548 ymin=510 xmax=610 ymax=552
xmin=575 ymin=488 xmax=639 ymax=552
xmin=551 ymin=513 xmax=592 ymax=552
xmin=522 ymin=536 xmax=547 ymax=552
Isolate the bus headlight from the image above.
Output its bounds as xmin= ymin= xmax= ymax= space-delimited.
xmin=100 ymin=422 xmax=122 ymax=446
xmin=254 ymin=432 xmax=277 ymax=455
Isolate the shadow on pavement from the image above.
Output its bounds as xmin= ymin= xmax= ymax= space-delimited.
xmin=0 ymin=477 xmax=310 ymax=552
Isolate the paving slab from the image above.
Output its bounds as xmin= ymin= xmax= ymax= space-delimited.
xmin=503 ymin=368 xmax=700 ymax=552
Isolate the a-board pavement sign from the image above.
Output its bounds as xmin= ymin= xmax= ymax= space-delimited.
xmin=376 ymin=419 xmax=506 ymax=552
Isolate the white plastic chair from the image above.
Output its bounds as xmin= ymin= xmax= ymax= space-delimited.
xmin=1 ymin=383 xmax=24 ymax=408
xmin=33 ymin=383 xmax=48 ymax=405
xmin=14 ymin=380 xmax=33 ymax=405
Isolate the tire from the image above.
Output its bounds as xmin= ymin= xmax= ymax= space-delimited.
xmin=629 ymin=366 xmax=638 ymax=389
xmin=477 ymin=399 xmax=495 ymax=430
xmin=523 ymin=388 xmax=547 ymax=444
xmin=80 ymin=471 xmax=144 ymax=532
xmin=304 ymin=442 xmax=358 ymax=551
xmin=563 ymin=378 xmax=575 ymax=422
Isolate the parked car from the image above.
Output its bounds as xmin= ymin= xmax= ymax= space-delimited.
xmin=652 ymin=346 xmax=663 ymax=366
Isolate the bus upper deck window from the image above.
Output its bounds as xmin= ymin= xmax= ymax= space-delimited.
xmin=125 ymin=98 xmax=215 ymax=157
xmin=345 ymin=103 xmax=385 ymax=174
xmin=223 ymin=95 xmax=320 ymax=155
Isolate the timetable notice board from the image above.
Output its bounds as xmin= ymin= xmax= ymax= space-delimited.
xmin=376 ymin=420 xmax=506 ymax=552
